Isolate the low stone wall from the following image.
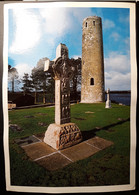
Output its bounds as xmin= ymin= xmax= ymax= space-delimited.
xmin=8 ymin=103 xmax=16 ymax=110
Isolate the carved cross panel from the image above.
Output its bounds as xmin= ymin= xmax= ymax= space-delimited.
xmin=53 ymin=56 xmax=75 ymax=125
xmin=52 ymin=56 xmax=75 ymax=80
xmin=44 ymin=44 xmax=75 ymax=125
xmin=60 ymin=78 xmax=70 ymax=124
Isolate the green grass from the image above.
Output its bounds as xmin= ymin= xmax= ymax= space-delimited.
xmin=9 ymin=106 xmax=55 ymax=139
xmin=9 ymin=103 xmax=130 ymax=186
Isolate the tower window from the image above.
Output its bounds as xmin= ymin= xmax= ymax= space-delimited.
xmin=85 ymin=22 xmax=87 ymax=27
xmin=90 ymin=78 xmax=94 ymax=85
xmin=93 ymin=21 xmax=95 ymax=26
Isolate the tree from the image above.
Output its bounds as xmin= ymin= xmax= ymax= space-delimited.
xmin=21 ymin=73 xmax=32 ymax=95
xmin=31 ymin=58 xmax=54 ymax=104
xmin=70 ymin=58 xmax=82 ymax=101
xmin=8 ymin=65 xmax=19 ymax=92
xmin=31 ymin=67 xmax=42 ymax=104
xmin=36 ymin=58 xmax=49 ymax=104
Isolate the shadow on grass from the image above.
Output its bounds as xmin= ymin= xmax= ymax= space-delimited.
xmin=82 ymin=117 xmax=130 ymax=141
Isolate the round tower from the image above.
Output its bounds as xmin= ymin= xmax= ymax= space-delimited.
xmin=81 ymin=16 xmax=105 ymax=103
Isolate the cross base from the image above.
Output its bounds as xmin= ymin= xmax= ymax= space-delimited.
xmin=44 ymin=123 xmax=82 ymax=150
xmin=105 ymin=100 xmax=111 ymax=108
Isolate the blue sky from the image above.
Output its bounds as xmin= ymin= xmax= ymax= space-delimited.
xmin=8 ymin=6 xmax=130 ymax=91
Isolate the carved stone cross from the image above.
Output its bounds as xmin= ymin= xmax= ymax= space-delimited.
xmin=53 ymin=53 xmax=75 ymax=125
xmin=43 ymin=43 xmax=82 ymax=150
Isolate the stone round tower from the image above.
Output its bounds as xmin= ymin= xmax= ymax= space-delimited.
xmin=81 ymin=16 xmax=105 ymax=103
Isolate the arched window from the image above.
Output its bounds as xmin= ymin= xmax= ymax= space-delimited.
xmin=90 ymin=78 xmax=94 ymax=85
xmin=93 ymin=21 xmax=95 ymax=26
xmin=85 ymin=22 xmax=87 ymax=27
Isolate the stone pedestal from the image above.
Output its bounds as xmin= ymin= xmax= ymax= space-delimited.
xmin=105 ymin=88 xmax=111 ymax=108
xmin=44 ymin=123 xmax=82 ymax=150
xmin=105 ymin=100 xmax=111 ymax=108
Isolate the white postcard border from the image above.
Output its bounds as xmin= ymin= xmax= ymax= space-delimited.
xmin=3 ymin=1 xmax=136 ymax=193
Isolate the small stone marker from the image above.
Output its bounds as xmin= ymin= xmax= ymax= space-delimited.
xmin=105 ymin=88 xmax=111 ymax=108
xmin=43 ymin=43 xmax=82 ymax=150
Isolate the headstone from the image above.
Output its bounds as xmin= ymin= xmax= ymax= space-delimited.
xmin=43 ymin=43 xmax=82 ymax=150
xmin=105 ymin=88 xmax=111 ymax=108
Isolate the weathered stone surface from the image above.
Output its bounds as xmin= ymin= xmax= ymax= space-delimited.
xmin=8 ymin=102 xmax=16 ymax=109
xmin=21 ymin=135 xmax=113 ymax=171
xmin=15 ymin=135 xmax=40 ymax=146
xmin=53 ymin=51 xmax=75 ymax=125
xmin=24 ymin=115 xmax=35 ymax=118
xmin=61 ymin=141 xmax=99 ymax=161
xmin=56 ymin=43 xmax=69 ymax=59
xmin=35 ymin=133 xmax=45 ymax=141
xmin=45 ymin=43 xmax=75 ymax=126
xmin=105 ymin=100 xmax=111 ymax=108
xmin=44 ymin=123 xmax=82 ymax=150
xmin=44 ymin=43 xmax=82 ymax=150
xmin=36 ymin=152 xmax=71 ymax=171
xmin=55 ymin=78 xmax=71 ymax=125
xmin=38 ymin=122 xmax=47 ymax=127
xmin=55 ymin=79 xmax=61 ymax=125
xmin=105 ymin=88 xmax=111 ymax=108
xmin=9 ymin=124 xmax=22 ymax=132
xmin=37 ymin=113 xmax=47 ymax=116
xmin=85 ymin=111 xmax=94 ymax=114
xmin=86 ymin=136 xmax=113 ymax=150
xmin=81 ymin=16 xmax=105 ymax=103
xmin=23 ymin=142 xmax=56 ymax=160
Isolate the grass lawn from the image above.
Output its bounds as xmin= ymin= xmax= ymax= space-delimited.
xmin=9 ymin=103 xmax=130 ymax=186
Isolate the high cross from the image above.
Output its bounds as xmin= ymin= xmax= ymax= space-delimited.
xmin=44 ymin=43 xmax=75 ymax=125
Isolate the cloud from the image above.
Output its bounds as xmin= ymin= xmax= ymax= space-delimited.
xmin=104 ymin=51 xmax=130 ymax=74
xmin=124 ymin=37 xmax=130 ymax=54
xmin=71 ymin=8 xmax=93 ymax=25
xmin=110 ymin=32 xmax=120 ymax=41
xmin=104 ymin=51 xmax=131 ymax=90
xmin=71 ymin=55 xmax=81 ymax=59
xmin=124 ymin=37 xmax=130 ymax=46
xmin=15 ymin=63 xmax=34 ymax=79
xmin=103 ymin=19 xmax=115 ymax=30
xmin=9 ymin=7 xmax=96 ymax=56
xmin=39 ymin=7 xmax=94 ymax=46
xmin=9 ymin=9 xmax=41 ymax=54
xmin=39 ymin=8 xmax=72 ymax=45
xmin=105 ymin=71 xmax=131 ymax=90
xmin=119 ymin=15 xmax=129 ymax=24
xmin=105 ymin=72 xmax=112 ymax=80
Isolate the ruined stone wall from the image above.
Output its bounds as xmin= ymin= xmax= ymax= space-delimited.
xmin=81 ymin=16 xmax=105 ymax=103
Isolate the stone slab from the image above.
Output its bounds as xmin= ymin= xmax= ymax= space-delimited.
xmin=36 ymin=152 xmax=71 ymax=171
xmin=15 ymin=135 xmax=40 ymax=147
xmin=20 ymin=135 xmax=113 ymax=171
xmin=60 ymin=141 xmax=99 ymax=161
xmin=86 ymin=136 xmax=113 ymax=150
xmin=35 ymin=133 xmax=45 ymax=141
xmin=23 ymin=142 xmax=56 ymax=160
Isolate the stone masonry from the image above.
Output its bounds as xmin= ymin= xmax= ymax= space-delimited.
xmin=44 ymin=43 xmax=82 ymax=150
xmin=81 ymin=16 xmax=105 ymax=103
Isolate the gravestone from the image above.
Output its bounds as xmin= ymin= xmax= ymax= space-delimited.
xmin=44 ymin=43 xmax=82 ymax=150
xmin=105 ymin=88 xmax=111 ymax=108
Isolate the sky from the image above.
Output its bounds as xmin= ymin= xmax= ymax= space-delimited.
xmin=8 ymin=6 xmax=130 ymax=91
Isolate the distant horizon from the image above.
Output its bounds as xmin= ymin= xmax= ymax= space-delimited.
xmin=8 ymin=5 xmax=131 ymax=91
